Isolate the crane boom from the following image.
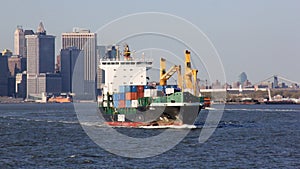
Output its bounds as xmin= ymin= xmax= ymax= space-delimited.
xmin=159 ymin=50 xmax=198 ymax=95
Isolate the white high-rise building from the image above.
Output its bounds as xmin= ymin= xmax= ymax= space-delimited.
xmin=14 ymin=26 xmax=25 ymax=57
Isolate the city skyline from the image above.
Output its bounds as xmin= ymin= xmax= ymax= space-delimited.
xmin=0 ymin=0 xmax=299 ymax=84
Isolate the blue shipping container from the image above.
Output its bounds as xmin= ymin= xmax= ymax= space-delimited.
xmin=130 ymin=85 xmax=137 ymax=92
xmin=119 ymin=93 xmax=125 ymax=100
xmin=119 ymin=86 xmax=125 ymax=93
xmin=156 ymin=85 xmax=164 ymax=91
xmin=113 ymin=94 xmax=119 ymax=101
xmin=125 ymin=86 xmax=131 ymax=92
xmin=126 ymin=100 xmax=131 ymax=107
xmin=113 ymin=101 xmax=119 ymax=108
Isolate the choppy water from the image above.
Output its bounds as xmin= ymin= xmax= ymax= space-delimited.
xmin=0 ymin=103 xmax=299 ymax=168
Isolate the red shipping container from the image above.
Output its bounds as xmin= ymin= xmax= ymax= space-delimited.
xmin=131 ymin=92 xmax=138 ymax=100
xmin=118 ymin=100 xmax=125 ymax=108
xmin=137 ymin=85 xmax=144 ymax=92
xmin=137 ymin=92 xmax=144 ymax=98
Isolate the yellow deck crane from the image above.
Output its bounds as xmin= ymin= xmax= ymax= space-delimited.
xmin=159 ymin=50 xmax=198 ymax=95
xmin=184 ymin=50 xmax=198 ymax=95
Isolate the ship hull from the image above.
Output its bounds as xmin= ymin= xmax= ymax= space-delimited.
xmin=99 ymin=103 xmax=202 ymax=126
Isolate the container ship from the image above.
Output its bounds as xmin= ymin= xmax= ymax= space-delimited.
xmin=98 ymin=45 xmax=207 ymax=127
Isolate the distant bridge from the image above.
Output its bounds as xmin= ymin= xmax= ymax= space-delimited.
xmin=253 ymin=75 xmax=299 ymax=88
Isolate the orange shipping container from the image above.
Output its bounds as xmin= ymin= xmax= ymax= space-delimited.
xmin=118 ymin=100 xmax=125 ymax=108
xmin=126 ymin=92 xmax=138 ymax=100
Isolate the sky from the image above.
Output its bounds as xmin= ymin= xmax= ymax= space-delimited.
xmin=0 ymin=0 xmax=299 ymax=84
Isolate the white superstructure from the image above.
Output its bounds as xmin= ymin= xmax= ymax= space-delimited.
xmin=99 ymin=59 xmax=153 ymax=94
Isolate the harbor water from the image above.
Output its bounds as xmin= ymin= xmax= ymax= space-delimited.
xmin=0 ymin=103 xmax=299 ymax=168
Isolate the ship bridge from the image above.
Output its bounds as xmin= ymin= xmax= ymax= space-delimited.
xmin=99 ymin=58 xmax=153 ymax=94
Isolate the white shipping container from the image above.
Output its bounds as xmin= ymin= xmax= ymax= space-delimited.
xmin=131 ymin=100 xmax=138 ymax=107
xmin=166 ymin=88 xmax=174 ymax=95
xmin=117 ymin=114 xmax=125 ymax=122
xmin=103 ymin=94 xmax=108 ymax=101
xmin=103 ymin=101 xmax=108 ymax=107
xmin=150 ymin=89 xmax=157 ymax=97
xmin=144 ymin=89 xmax=151 ymax=97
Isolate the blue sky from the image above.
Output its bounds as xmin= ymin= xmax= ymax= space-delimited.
xmin=1 ymin=0 xmax=299 ymax=84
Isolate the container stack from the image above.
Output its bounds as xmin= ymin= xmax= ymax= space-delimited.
xmin=113 ymin=86 xmax=126 ymax=108
xmin=108 ymin=85 xmax=140 ymax=108
xmin=144 ymin=85 xmax=158 ymax=97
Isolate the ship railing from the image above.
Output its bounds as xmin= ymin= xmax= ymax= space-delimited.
xmin=99 ymin=58 xmax=153 ymax=66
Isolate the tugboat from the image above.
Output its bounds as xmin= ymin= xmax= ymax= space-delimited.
xmin=98 ymin=44 xmax=207 ymax=127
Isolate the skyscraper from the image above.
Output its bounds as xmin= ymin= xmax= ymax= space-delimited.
xmin=0 ymin=53 xmax=9 ymax=96
xmin=26 ymin=22 xmax=55 ymax=74
xmin=238 ymin=72 xmax=248 ymax=84
xmin=60 ymin=47 xmax=83 ymax=93
xmin=14 ymin=26 xmax=34 ymax=58
xmin=26 ymin=22 xmax=57 ymax=99
xmin=14 ymin=26 xmax=25 ymax=57
xmin=62 ymin=28 xmax=97 ymax=98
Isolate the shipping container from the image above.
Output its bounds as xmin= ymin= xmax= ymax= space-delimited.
xmin=130 ymin=85 xmax=137 ymax=92
xmin=144 ymin=89 xmax=151 ymax=97
xmin=126 ymin=100 xmax=131 ymax=107
xmin=131 ymin=100 xmax=138 ymax=107
xmin=113 ymin=93 xmax=119 ymax=101
xmin=166 ymin=88 xmax=174 ymax=95
xmin=125 ymin=85 xmax=131 ymax=92
xmin=119 ymin=93 xmax=125 ymax=100
xmin=126 ymin=92 xmax=138 ymax=100
xmin=113 ymin=100 xmax=119 ymax=108
xmin=150 ymin=89 xmax=157 ymax=97
xmin=119 ymin=86 xmax=125 ymax=93
xmin=103 ymin=101 xmax=108 ymax=107
xmin=137 ymin=85 xmax=144 ymax=92
xmin=137 ymin=92 xmax=144 ymax=98
xmin=156 ymin=85 xmax=164 ymax=91
xmin=118 ymin=100 xmax=125 ymax=108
